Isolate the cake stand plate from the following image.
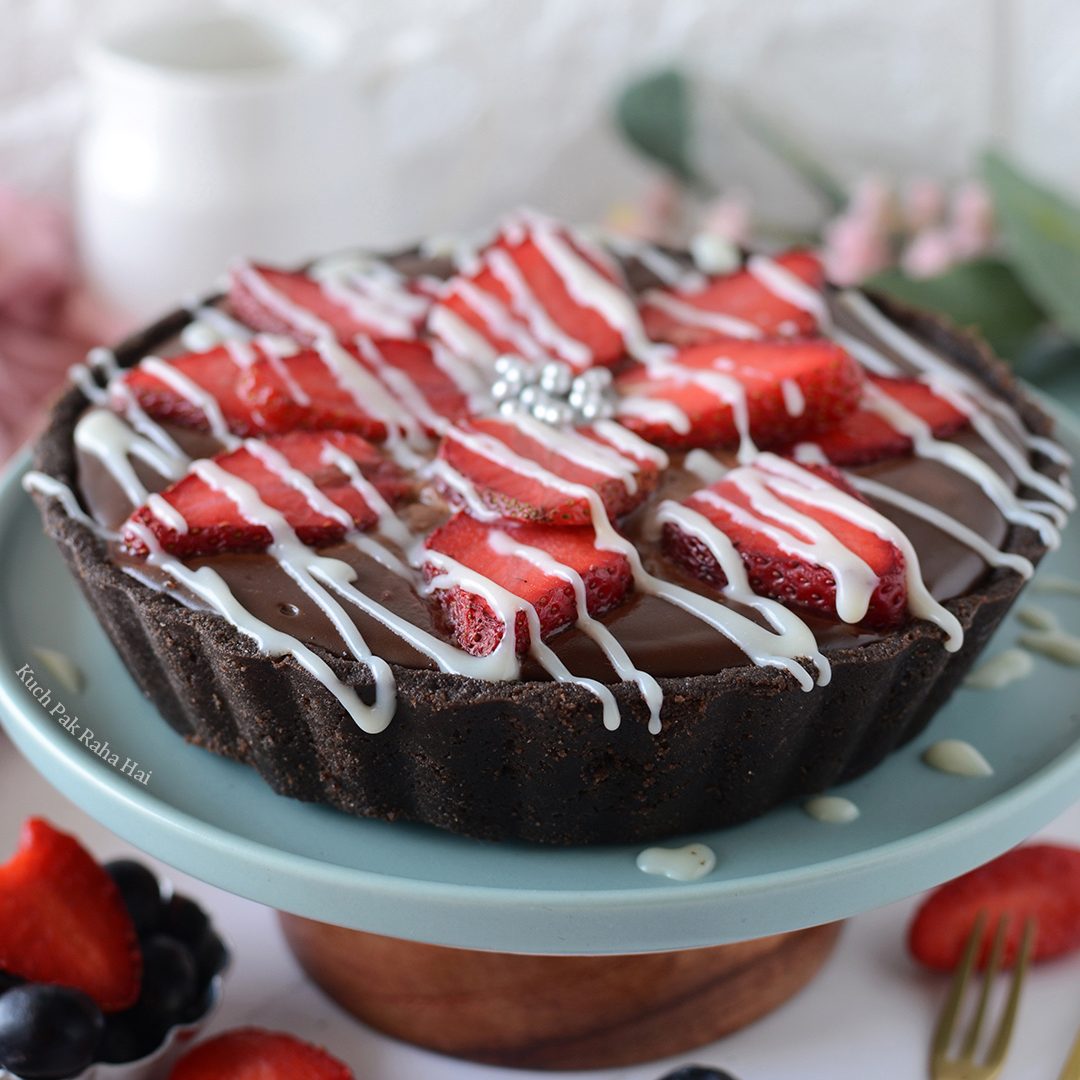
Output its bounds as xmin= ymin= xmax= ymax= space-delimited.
xmin=1 ymin=410 xmax=1079 ymax=959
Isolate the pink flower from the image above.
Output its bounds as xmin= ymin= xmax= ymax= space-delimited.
xmin=0 ymin=188 xmax=76 ymax=331
xmin=700 ymin=190 xmax=753 ymax=246
xmin=901 ymin=226 xmax=958 ymax=279
xmin=820 ymin=175 xmax=897 ymax=285
xmin=903 ymin=177 xmax=947 ymax=232
xmin=949 ymin=180 xmax=995 ymax=259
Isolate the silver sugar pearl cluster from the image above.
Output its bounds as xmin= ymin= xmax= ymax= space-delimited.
xmin=491 ymin=355 xmax=616 ymax=426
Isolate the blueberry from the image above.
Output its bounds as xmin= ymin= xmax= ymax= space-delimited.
xmin=178 ymin=981 xmax=217 ymax=1026
xmin=96 ymin=1008 xmax=160 ymax=1064
xmin=193 ymin=931 xmax=229 ymax=986
xmin=136 ymin=935 xmax=197 ymax=1025
xmin=104 ymin=860 xmax=163 ymax=937
xmin=0 ymin=984 xmax=103 ymax=1079
xmin=659 ymin=1068 xmax=740 ymax=1080
xmin=162 ymin=895 xmax=209 ymax=950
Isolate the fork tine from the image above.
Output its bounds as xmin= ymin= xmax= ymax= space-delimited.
xmin=960 ymin=914 xmax=1009 ymax=1060
xmin=1056 ymin=1021 xmax=1080 ymax=1080
xmin=932 ymin=910 xmax=987 ymax=1064
xmin=985 ymin=917 xmax=1037 ymax=1068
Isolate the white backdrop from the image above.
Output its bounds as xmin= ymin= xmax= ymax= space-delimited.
xmin=0 ymin=0 xmax=1076 ymax=244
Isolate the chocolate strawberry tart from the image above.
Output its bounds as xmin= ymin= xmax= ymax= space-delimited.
xmin=27 ymin=210 xmax=1074 ymax=844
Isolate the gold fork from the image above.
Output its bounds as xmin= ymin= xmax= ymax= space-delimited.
xmin=1057 ymin=1024 xmax=1080 ymax=1080
xmin=930 ymin=911 xmax=1037 ymax=1080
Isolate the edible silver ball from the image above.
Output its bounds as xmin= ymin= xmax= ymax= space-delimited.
xmin=493 ymin=354 xmax=529 ymax=383
xmin=538 ymin=361 xmax=574 ymax=396
xmin=577 ymin=367 xmax=613 ymax=392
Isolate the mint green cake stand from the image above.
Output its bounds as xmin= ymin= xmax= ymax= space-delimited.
xmin=0 ymin=409 xmax=1078 ymax=958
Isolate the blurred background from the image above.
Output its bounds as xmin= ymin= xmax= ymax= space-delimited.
xmin=0 ymin=0 xmax=1078 ymax=459
xmin=2 ymin=0 xmax=1074 ymax=231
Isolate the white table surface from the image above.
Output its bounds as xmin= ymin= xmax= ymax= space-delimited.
xmin=1 ymin=730 xmax=1078 ymax=1080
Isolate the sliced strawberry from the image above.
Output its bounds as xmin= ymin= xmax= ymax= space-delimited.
xmin=242 ymin=339 xmax=466 ymax=440
xmin=795 ymin=375 xmax=971 ymax=465
xmin=909 ymin=844 xmax=1080 ymax=971
xmin=422 ymin=513 xmax=632 ymax=655
xmin=116 ymin=346 xmax=267 ymax=437
xmin=121 ymin=431 xmax=409 ymax=557
xmin=169 ymin=1027 xmax=353 ymax=1080
xmin=437 ymin=417 xmax=662 ymax=525
xmin=662 ymin=455 xmax=907 ymax=628
xmin=428 ymin=211 xmax=641 ymax=370
xmin=0 ymin=818 xmax=140 ymax=1011
xmin=360 ymin=338 xmax=473 ymax=434
xmin=641 ymin=248 xmax=824 ymax=345
xmin=228 ymin=260 xmax=428 ymax=345
xmin=615 ymin=338 xmax=863 ymax=450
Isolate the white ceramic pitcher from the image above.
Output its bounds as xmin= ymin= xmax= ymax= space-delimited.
xmin=76 ymin=3 xmax=393 ymax=318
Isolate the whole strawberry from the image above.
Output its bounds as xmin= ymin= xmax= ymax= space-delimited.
xmin=909 ymin=843 xmax=1080 ymax=970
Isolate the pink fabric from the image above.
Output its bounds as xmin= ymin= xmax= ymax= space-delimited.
xmin=0 ymin=188 xmax=134 ymax=463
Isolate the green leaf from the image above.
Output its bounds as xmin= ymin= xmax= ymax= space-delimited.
xmin=866 ymin=258 xmax=1046 ymax=361
xmin=982 ymin=150 xmax=1080 ymax=343
xmin=614 ymin=69 xmax=709 ymax=192
xmin=733 ymin=100 xmax=848 ymax=213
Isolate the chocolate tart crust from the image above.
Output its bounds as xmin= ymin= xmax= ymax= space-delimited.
xmin=29 ymin=297 xmax=1066 ymax=844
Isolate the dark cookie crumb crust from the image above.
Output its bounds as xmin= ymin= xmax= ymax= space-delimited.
xmin=29 ymin=297 xmax=1064 ymax=844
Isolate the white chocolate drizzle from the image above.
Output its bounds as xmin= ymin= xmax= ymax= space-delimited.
xmin=1033 ymin=574 xmax=1080 ymax=598
xmin=964 ymin=648 xmax=1035 ymax=690
xmin=849 ymin=476 xmax=1034 ymax=580
xmin=31 ymin=646 xmax=85 ymax=694
xmin=1018 ymin=629 xmax=1080 ymax=666
xmin=603 ymin=233 xmax=706 ymax=291
xmin=922 ymin=739 xmax=994 ymax=777
xmin=636 ymin=842 xmax=716 ymax=882
xmin=642 ymin=290 xmax=761 ymax=340
xmin=1016 ymin=605 xmax=1061 ymax=632
xmin=803 ymin=795 xmax=860 ymax=824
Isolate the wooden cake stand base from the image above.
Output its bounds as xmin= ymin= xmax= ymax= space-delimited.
xmin=279 ymin=914 xmax=842 ymax=1070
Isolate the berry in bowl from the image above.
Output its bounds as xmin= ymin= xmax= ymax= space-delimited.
xmin=0 ymin=820 xmax=227 ymax=1080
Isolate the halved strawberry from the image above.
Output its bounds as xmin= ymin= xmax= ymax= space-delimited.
xmin=121 ymin=431 xmax=409 ymax=557
xmin=909 ymin=844 xmax=1080 ymax=971
xmin=615 ymin=338 xmax=863 ymax=450
xmin=793 ymin=375 xmax=971 ymax=465
xmin=0 ymin=819 xmax=140 ymax=1011
xmin=437 ymin=417 xmax=662 ymax=525
xmin=641 ymin=248 xmax=824 ymax=346
xmin=662 ymin=455 xmax=907 ymax=628
xmin=116 ymin=346 xmax=268 ymax=437
xmin=428 ymin=211 xmax=641 ymax=371
xmin=422 ymin=513 xmax=632 ymax=655
xmin=228 ymin=260 xmax=428 ymax=344
xmin=169 ymin=1027 xmax=353 ymax=1079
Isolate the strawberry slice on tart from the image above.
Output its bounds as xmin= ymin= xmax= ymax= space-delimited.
xmin=121 ymin=431 xmax=410 ymax=558
xmin=0 ymin=818 xmax=141 ymax=1012
xmin=428 ymin=210 xmax=645 ymax=371
xmin=228 ymin=259 xmax=430 ymax=345
xmin=662 ymin=454 xmax=908 ymax=629
xmin=117 ymin=339 xmax=470 ymax=442
xmin=790 ymin=375 xmax=971 ymax=466
xmin=640 ymin=248 xmax=825 ymax=346
xmin=242 ymin=338 xmax=472 ymax=440
xmin=115 ymin=345 xmax=274 ymax=438
xmin=615 ymin=337 xmax=863 ymax=451
xmin=422 ymin=512 xmax=633 ymax=656
xmin=436 ymin=416 xmax=665 ymax=526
